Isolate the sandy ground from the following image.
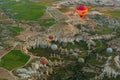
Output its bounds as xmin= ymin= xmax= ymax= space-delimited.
xmin=0 ymin=68 xmax=16 ymax=80
xmin=16 ymin=30 xmax=37 ymax=41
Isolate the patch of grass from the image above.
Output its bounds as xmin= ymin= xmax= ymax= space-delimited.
xmin=49 ymin=61 xmax=89 ymax=80
xmin=0 ymin=50 xmax=30 ymax=71
xmin=95 ymin=26 xmax=114 ymax=34
xmin=116 ymin=27 xmax=120 ymax=36
xmin=0 ymin=79 xmax=8 ymax=80
xmin=39 ymin=18 xmax=55 ymax=27
xmin=86 ymin=54 xmax=105 ymax=65
xmin=94 ymin=40 xmax=107 ymax=53
xmin=8 ymin=26 xmax=24 ymax=36
xmin=91 ymin=39 xmax=116 ymax=58
xmin=1 ymin=2 xmax=46 ymax=20
xmin=36 ymin=0 xmax=60 ymax=5
xmin=9 ymin=26 xmax=24 ymax=35
xmin=64 ymin=41 xmax=88 ymax=50
xmin=103 ymin=10 xmax=120 ymax=17
xmin=28 ymin=47 xmax=55 ymax=58
xmin=28 ymin=47 xmax=61 ymax=61
xmin=94 ymin=40 xmax=116 ymax=57
xmin=100 ymin=52 xmax=116 ymax=57
xmin=85 ymin=40 xmax=110 ymax=65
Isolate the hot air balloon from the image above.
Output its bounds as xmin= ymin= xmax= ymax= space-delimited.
xmin=51 ymin=44 xmax=58 ymax=50
xmin=106 ymin=48 xmax=113 ymax=53
xmin=78 ymin=58 xmax=85 ymax=63
xmin=40 ymin=57 xmax=48 ymax=65
xmin=48 ymin=35 xmax=54 ymax=41
xmin=76 ymin=5 xmax=88 ymax=18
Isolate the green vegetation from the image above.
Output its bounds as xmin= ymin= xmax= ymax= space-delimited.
xmin=94 ymin=40 xmax=107 ymax=53
xmin=103 ymin=10 xmax=120 ymax=17
xmin=116 ymin=27 xmax=120 ymax=36
xmin=9 ymin=26 xmax=24 ymax=35
xmin=66 ymin=41 xmax=88 ymax=50
xmin=39 ymin=18 xmax=55 ymax=27
xmin=94 ymin=40 xmax=116 ymax=57
xmin=49 ymin=61 xmax=95 ymax=80
xmin=86 ymin=54 xmax=105 ymax=65
xmin=100 ymin=52 xmax=116 ymax=57
xmin=0 ymin=79 xmax=8 ymax=80
xmin=29 ymin=47 xmax=53 ymax=58
xmin=95 ymin=26 xmax=114 ymax=34
xmin=0 ymin=2 xmax=46 ymax=20
xmin=29 ymin=40 xmax=88 ymax=60
xmin=0 ymin=50 xmax=30 ymax=70
xmin=52 ymin=40 xmax=88 ymax=57
xmin=37 ymin=0 xmax=60 ymax=5
xmin=0 ymin=0 xmax=60 ymax=6
xmin=86 ymin=40 xmax=107 ymax=65
xmin=52 ymin=40 xmax=88 ymax=50
xmin=29 ymin=47 xmax=60 ymax=61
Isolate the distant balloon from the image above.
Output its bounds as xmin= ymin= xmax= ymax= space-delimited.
xmin=78 ymin=58 xmax=85 ymax=63
xmin=51 ymin=44 xmax=58 ymax=50
xmin=76 ymin=5 xmax=88 ymax=18
xmin=106 ymin=48 xmax=113 ymax=53
xmin=40 ymin=57 xmax=48 ymax=65
xmin=48 ymin=35 xmax=54 ymax=41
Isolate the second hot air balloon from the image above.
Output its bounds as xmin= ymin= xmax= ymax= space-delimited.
xmin=76 ymin=5 xmax=88 ymax=18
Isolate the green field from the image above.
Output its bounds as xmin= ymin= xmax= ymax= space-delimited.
xmin=96 ymin=27 xmax=113 ymax=34
xmin=36 ymin=0 xmax=60 ymax=5
xmin=0 ymin=2 xmax=46 ymax=20
xmin=0 ymin=50 xmax=30 ymax=70
xmin=93 ymin=26 xmax=114 ymax=35
xmin=103 ymin=10 xmax=120 ymax=17
xmin=39 ymin=18 xmax=55 ymax=27
xmin=9 ymin=26 xmax=24 ymax=35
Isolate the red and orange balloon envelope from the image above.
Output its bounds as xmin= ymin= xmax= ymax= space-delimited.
xmin=76 ymin=5 xmax=88 ymax=18
xmin=40 ymin=57 xmax=48 ymax=65
xmin=48 ymin=35 xmax=54 ymax=41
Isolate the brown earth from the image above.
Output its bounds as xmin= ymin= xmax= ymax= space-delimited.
xmin=0 ymin=50 xmax=7 ymax=56
xmin=0 ymin=68 xmax=16 ymax=80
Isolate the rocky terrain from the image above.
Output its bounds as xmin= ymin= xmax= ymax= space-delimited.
xmin=0 ymin=0 xmax=120 ymax=80
xmin=66 ymin=0 xmax=120 ymax=6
